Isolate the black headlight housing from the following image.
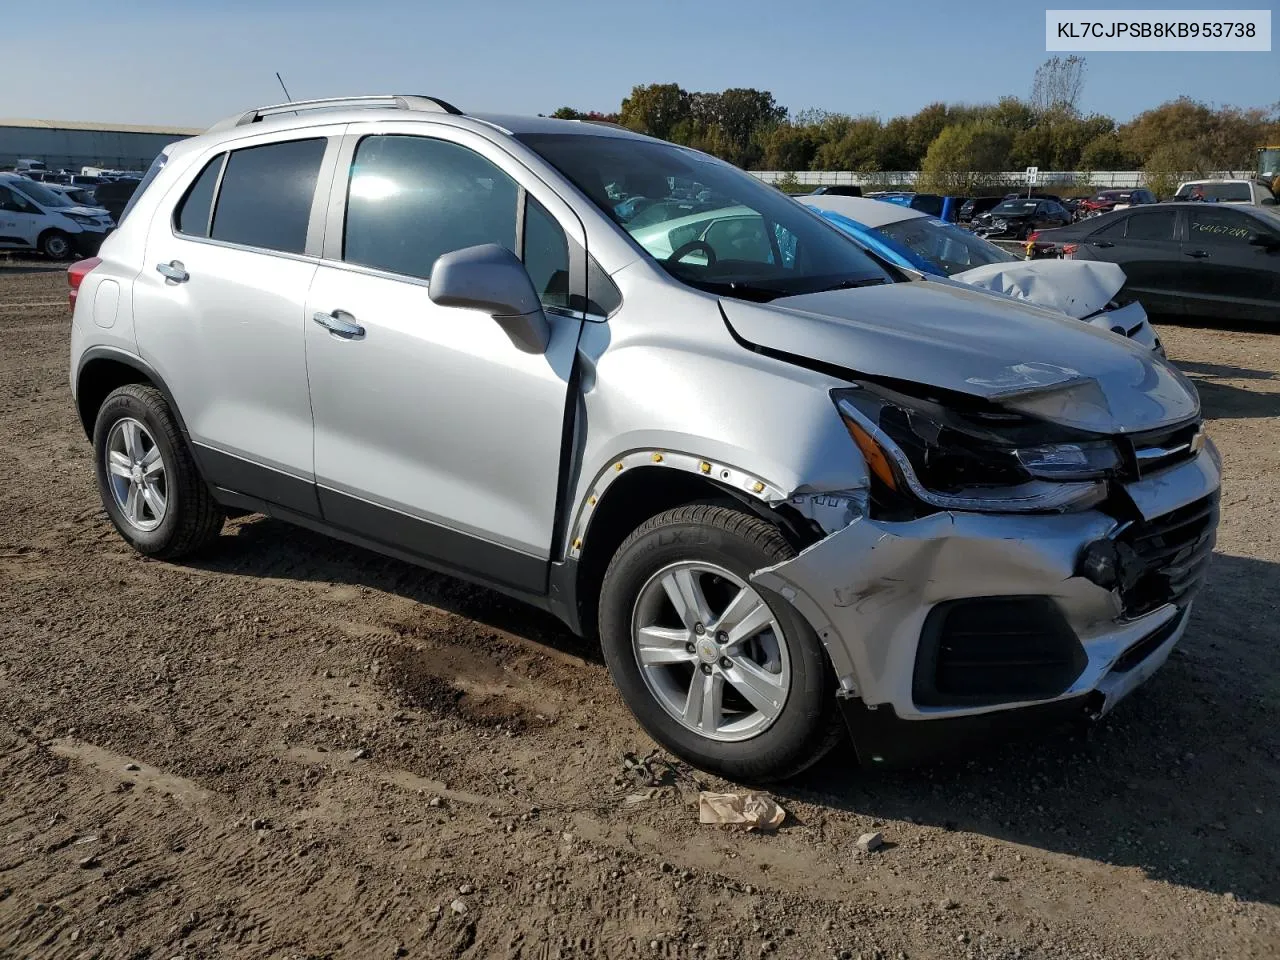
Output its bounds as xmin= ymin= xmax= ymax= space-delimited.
xmin=834 ymin=380 xmax=1119 ymax=515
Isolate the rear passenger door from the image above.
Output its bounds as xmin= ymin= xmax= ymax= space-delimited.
xmin=1080 ymin=208 xmax=1184 ymax=316
xmin=133 ymin=129 xmax=342 ymax=516
xmin=1181 ymin=206 xmax=1280 ymax=322
xmin=303 ymin=125 xmax=586 ymax=594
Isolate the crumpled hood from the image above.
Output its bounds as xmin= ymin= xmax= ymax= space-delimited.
xmin=951 ymin=259 xmax=1126 ymax=319
xmin=62 ymin=205 xmax=111 ymax=218
xmin=720 ymin=278 xmax=1198 ymax=434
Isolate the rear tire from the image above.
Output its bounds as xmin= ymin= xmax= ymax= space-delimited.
xmin=598 ymin=504 xmax=842 ymax=783
xmin=92 ymin=384 xmax=225 ymax=559
xmin=39 ymin=230 xmax=72 ymax=260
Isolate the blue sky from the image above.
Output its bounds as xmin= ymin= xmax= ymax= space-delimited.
xmin=6 ymin=0 xmax=1276 ymax=128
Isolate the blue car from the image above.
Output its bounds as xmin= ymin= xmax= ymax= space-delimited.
xmin=800 ymin=195 xmax=1012 ymax=276
xmin=863 ymin=191 xmax=965 ymax=222
xmin=798 ymin=194 xmax=1163 ymax=354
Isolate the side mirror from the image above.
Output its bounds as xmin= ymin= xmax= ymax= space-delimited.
xmin=1249 ymin=233 xmax=1280 ymax=250
xmin=1259 ymin=197 xmax=1277 ymax=207
xmin=428 ymin=244 xmax=550 ymax=354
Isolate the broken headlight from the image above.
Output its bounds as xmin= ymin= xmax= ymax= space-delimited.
xmin=833 ymin=382 xmax=1117 ymax=514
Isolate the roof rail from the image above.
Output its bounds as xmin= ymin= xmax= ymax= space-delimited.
xmin=206 ymin=95 xmax=463 ymax=133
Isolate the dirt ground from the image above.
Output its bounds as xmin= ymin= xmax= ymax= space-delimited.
xmin=1 ymin=261 xmax=1277 ymax=960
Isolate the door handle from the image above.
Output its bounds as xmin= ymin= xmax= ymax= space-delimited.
xmin=312 ymin=310 xmax=365 ymax=340
xmin=155 ymin=260 xmax=189 ymax=283
xmin=1090 ymin=241 xmax=1114 ymax=248
xmin=1185 ymin=250 xmax=1210 ymax=259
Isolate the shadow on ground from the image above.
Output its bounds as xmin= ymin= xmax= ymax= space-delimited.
xmin=189 ymin=515 xmax=599 ymax=664
xmin=189 ymin=508 xmax=1280 ymax=908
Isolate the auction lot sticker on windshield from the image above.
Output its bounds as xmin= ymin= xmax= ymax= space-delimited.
xmin=1046 ymin=9 xmax=1270 ymax=50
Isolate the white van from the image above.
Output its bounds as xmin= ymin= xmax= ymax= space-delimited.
xmin=0 ymin=172 xmax=115 ymax=259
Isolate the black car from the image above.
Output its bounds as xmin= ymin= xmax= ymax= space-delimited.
xmin=91 ymin=179 xmax=141 ymax=222
xmin=972 ymin=198 xmax=1072 ymax=239
xmin=1032 ymin=202 xmax=1280 ymax=323
xmin=957 ymin=196 xmax=1003 ymax=223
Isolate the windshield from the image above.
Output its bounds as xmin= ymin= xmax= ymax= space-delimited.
xmin=1175 ymin=182 xmax=1251 ymax=202
xmin=516 ymin=133 xmax=892 ymax=302
xmin=876 ymin=218 xmax=1015 ymax=275
xmin=1259 ymin=148 xmax=1280 ymax=178
xmin=1096 ymin=191 xmax=1131 ymax=201
xmin=12 ymin=179 xmax=73 ymax=208
xmin=991 ymin=200 xmax=1038 ymax=215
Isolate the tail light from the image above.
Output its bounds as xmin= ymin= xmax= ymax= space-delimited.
xmin=1061 ymin=243 xmax=1079 ymax=260
xmin=67 ymin=257 xmax=102 ymax=312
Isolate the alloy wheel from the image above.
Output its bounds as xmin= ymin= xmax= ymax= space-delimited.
xmin=630 ymin=561 xmax=792 ymax=742
xmin=105 ymin=417 xmax=168 ymax=532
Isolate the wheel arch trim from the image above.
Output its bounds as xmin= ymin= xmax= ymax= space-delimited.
xmin=75 ymin=346 xmax=190 ymax=442
xmin=566 ymin=449 xmax=786 ymax=561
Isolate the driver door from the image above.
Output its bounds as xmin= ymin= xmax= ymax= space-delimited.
xmin=304 ymin=126 xmax=587 ymax=593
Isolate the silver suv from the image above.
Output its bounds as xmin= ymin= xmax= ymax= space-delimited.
xmin=69 ymin=96 xmax=1220 ymax=780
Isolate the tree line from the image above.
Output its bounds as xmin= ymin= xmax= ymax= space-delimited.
xmin=549 ymin=57 xmax=1280 ymax=195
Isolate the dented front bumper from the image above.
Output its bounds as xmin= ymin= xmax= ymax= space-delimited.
xmin=752 ymin=445 xmax=1221 ymax=764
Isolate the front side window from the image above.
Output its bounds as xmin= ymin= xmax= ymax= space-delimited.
xmin=1189 ymin=208 xmax=1268 ymax=245
xmin=517 ymin=133 xmax=890 ymax=302
xmin=876 ymin=217 xmax=1015 ymax=275
xmin=11 ymin=179 xmax=71 ymax=209
xmin=344 ymin=135 xmax=517 ymax=281
xmin=0 ymin=186 xmax=39 ymax=214
xmin=522 ymin=196 xmax=570 ymax=309
xmin=1124 ymin=210 xmax=1177 ymax=242
xmin=210 ymin=138 xmax=325 ymax=254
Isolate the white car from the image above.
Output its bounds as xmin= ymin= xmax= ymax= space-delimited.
xmin=1173 ymin=179 xmax=1278 ymax=206
xmin=800 ymin=195 xmax=1162 ymax=353
xmin=0 ymin=172 xmax=115 ymax=259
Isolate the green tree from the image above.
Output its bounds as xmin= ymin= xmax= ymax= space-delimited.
xmin=619 ymin=83 xmax=691 ymax=141
xmin=813 ymin=117 xmax=884 ymax=172
xmin=1078 ymin=133 xmax=1132 ymax=171
xmin=763 ymin=124 xmax=818 ymax=170
xmin=920 ymin=122 xmax=1014 ymax=193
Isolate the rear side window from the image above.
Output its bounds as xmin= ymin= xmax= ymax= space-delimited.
xmin=1189 ymin=208 xmax=1266 ymax=245
xmin=1124 ymin=210 xmax=1176 ymax=241
xmin=117 ymin=151 xmax=168 ymax=225
xmin=344 ymin=135 xmax=517 ymax=281
xmin=522 ymin=196 xmax=570 ymax=310
xmin=211 ymin=139 xmax=325 ymax=254
xmin=174 ymin=156 xmax=223 ymax=237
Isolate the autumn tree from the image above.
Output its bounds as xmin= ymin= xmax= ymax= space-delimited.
xmin=619 ymin=83 xmax=691 ymax=140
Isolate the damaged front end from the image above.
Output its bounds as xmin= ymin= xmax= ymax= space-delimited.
xmin=753 ymin=379 xmax=1221 ymax=767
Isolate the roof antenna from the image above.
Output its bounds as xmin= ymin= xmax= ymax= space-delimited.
xmin=275 ymin=72 xmax=293 ymax=101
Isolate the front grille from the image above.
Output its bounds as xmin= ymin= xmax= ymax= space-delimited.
xmin=1116 ymin=494 xmax=1218 ymax=616
xmin=914 ymin=597 xmax=1087 ymax=708
xmin=1119 ymin=420 xmax=1203 ymax=479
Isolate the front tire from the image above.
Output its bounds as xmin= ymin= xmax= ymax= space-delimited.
xmin=92 ymin=384 xmax=225 ymax=559
xmin=598 ymin=504 xmax=841 ymax=782
xmin=39 ymin=230 xmax=73 ymax=260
